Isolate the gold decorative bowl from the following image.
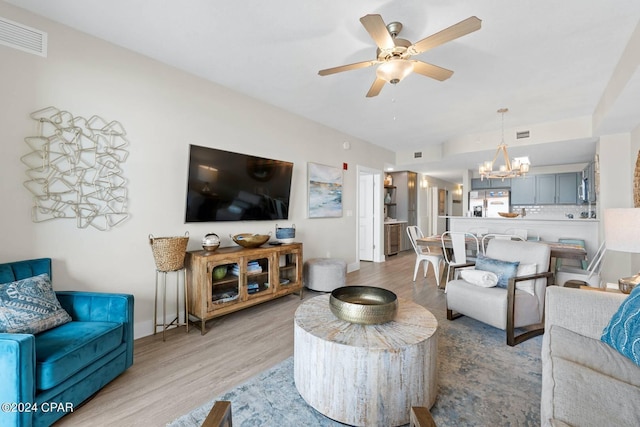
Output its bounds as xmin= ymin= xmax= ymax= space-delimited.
xmin=230 ymin=233 xmax=270 ymax=248
xmin=498 ymin=212 xmax=519 ymax=218
xmin=329 ymin=286 xmax=398 ymax=325
xmin=618 ymin=278 xmax=638 ymax=294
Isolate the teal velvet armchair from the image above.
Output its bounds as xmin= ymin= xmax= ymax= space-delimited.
xmin=0 ymin=258 xmax=134 ymax=427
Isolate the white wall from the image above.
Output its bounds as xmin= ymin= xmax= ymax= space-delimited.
xmin=416 ymin=174 xmax=459 ymax=234
xmin=631 ymin=124 xmax=640 ymax=275
xmin=598 ymin=133 xmax=633 ymax=284
xmin=0 ymin=4 xmax=394 ymax=338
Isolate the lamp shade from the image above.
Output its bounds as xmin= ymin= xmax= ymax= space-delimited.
xmin=604 ymin=208 xmax=640 ymax=253
xmin=376 ymin=59 xmax=413 ymax=84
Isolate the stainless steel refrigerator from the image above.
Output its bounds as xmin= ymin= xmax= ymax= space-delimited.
xmin=468 ymin=189 xmax=510 ymax=218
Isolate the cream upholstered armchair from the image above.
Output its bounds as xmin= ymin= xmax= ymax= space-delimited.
xmin=446 ymin=239 xmax=553 ymax=346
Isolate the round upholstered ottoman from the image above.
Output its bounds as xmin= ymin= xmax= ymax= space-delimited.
xmin=303 ymin=258 xmax=347 ymax=292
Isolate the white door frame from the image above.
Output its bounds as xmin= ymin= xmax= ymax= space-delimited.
xmin=356 ymin=165 xmax=384 ymax=267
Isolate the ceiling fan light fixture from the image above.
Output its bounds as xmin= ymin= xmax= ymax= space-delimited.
xmin=376 ymin=59 xmax=413 ymax=84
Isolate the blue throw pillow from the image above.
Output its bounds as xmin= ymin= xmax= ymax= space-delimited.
xmin=474 ymin=255 xmax=520 ymax=288
xmin=0 ymin=273 xmax=72 ymax=334
xmin=601 ymin=285 xmax=640 ymax=366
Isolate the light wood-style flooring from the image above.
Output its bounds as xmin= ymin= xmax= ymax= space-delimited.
xmin=55 ymin=250 xmax=445 ymax=426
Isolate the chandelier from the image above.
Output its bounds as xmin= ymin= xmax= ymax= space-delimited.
xmin=479 ymin=108 xmax=531 ymax=181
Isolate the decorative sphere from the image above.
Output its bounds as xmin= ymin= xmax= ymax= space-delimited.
xmin=212 ymin=265 xmax=227 ymax=280
xmin=202 ymin=233 xmax=220 ymax=251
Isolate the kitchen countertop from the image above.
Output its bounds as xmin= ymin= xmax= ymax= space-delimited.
xmin=384 ymin=220 xmax=408 ymax=225
xmin=442 ymin=216 xmax=599 ymax=222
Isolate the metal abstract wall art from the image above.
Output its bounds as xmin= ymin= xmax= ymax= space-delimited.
xmin=21 ymin=107 xmax=130 ymax=230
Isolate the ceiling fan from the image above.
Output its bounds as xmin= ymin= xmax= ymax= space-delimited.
xmin=318 ymin=14 xmax=482 ymax=97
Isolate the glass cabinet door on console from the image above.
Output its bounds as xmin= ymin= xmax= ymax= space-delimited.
xmin=244 ymin=256 xmax=273 ymax=300
xmin=207 ymin=258 xmax=241 ymax=310
xmin=275 ymin=245 xmax=302 ymax=291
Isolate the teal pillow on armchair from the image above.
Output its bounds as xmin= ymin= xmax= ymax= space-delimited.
xmin=0 ymin=273 xmax=71 ymax=334
xmin=601 ymin=284 xmax=640 ymax=365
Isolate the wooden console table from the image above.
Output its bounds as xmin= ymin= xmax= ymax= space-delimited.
xmin=294 ymin=294 xmax=438 ymax=426
xmin=186 ymin=243 xmax=302 ymax=333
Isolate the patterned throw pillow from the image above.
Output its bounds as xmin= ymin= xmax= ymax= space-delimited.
xmin=0 ymin=273 xmax=72 ymax=334
xmin=601 ymin=285 xmax=640 ymax=366
xmin=474 ymin=255 xmax=520 ymax=288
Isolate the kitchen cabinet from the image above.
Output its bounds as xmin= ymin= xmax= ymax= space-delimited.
xmin=384 ymin=223 xmax=402 ymax=256
xmin=510 ymin=177 xmax=536 ymax=204
xmin=556 ymin=173 xmax=579 ymax=204
xmin=471 ymin=178 xmax=511 ymax=189
xmin=471 ymin=178 xmax=490 ymax=189
xmin=536 ymin=175 xmax=557 ymax=204
xmin=538 ymin=173 xmax=578 ymax=205
xmin=511 ymin=173 xmax=579 ymax=205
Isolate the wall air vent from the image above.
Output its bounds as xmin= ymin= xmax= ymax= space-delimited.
xmin=414 ymin=152 xmax=423 ymax=159
xmin=0 ymin=16 xmax=47 ymax=57
xmin=516 ymin=130 xmax=530 ymax=139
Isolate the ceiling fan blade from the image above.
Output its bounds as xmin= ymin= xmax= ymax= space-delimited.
xmin=366 ymin=77 xmax=386 ymax=97
xmin=360 ymin=14 xmax=395 ymax=50
xmin=411 ymin=61 xmax=454 ymax=81
xmin=410 ymin=16 xmax=482 ymax=55
xmin=318 ymin=60 xmax=377 ymax=76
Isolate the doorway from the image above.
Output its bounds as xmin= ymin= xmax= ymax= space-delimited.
xmin=357 ymin=166 xmax=384 ymax=264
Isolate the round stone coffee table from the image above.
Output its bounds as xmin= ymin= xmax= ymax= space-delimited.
xmin=294 ymin=293 xmax=438 ymax=427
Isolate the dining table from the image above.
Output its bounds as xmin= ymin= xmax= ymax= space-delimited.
xmin=416 ymin=235 xmax=588 ymax=285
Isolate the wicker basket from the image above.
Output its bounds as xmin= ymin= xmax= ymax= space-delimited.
xmin=149 ymin=232 xmax=189 ymax=272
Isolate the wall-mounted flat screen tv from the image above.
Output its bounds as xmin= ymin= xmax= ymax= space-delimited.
xmin=185 ymin=144 xmax=293 ymax=222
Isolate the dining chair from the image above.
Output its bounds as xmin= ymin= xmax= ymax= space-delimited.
xmin=481 ymin=233 xmax=525 ymax=254
xmin=467 ymin=227 xmax=489 ymax=237
xmin=555 ymin=241 xmax=606 ymax=287
xmin=407 ymin=226 xmax=444 ymax=288
xmin=441 ymin=231 xmax=479 ymax=283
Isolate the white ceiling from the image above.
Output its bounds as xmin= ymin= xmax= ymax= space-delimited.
xmin=6 ymin=0 xmax=640 ymax=183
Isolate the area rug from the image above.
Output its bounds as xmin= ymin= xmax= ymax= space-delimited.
xmin=168 ymin=315 xmax=542 ymax=426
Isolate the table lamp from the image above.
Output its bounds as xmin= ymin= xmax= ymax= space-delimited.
xmin=604 ymin=208 xmax=640 ymax=293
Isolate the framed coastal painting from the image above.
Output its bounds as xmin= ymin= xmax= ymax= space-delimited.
xmin=308 ymin=162 xmax=343 ymax=218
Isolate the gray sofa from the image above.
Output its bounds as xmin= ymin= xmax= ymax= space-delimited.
xmin=541 ymin=286 xmax=640 ymax=426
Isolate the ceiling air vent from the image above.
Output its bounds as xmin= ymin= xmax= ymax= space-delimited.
xmin=0 ymin=17 xmax=47 ymax=57
xmin=414 ymin=152 xmax=423 ymax=159
xmin=516 ymin=130 xmax=530 ymax=139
